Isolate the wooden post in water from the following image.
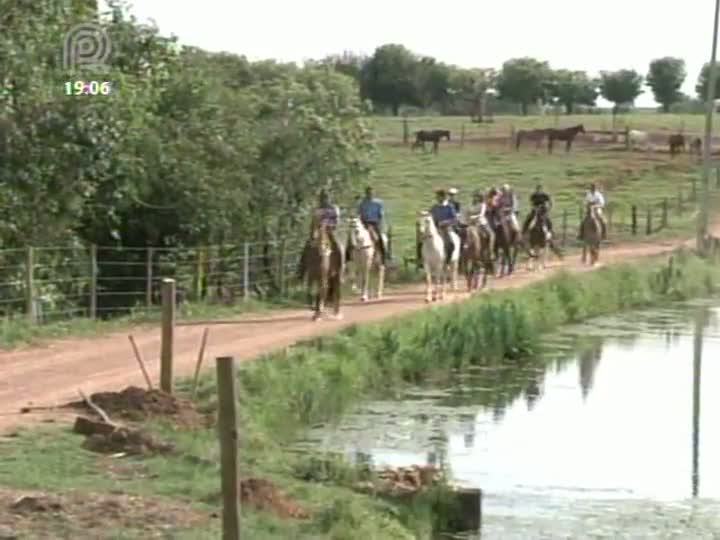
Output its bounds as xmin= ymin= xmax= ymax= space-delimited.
xmin=216 ymin=356 xmax=241 ymax=539
xmin=691 ymin=309 xmax=705 ymax=498
xmin=631 ymin=205 xmax=638 ymax=235
xmin=90 ymin=244 xmax=98 ymax=320
xmin=160 ymin=278 xmax=176 ymax=394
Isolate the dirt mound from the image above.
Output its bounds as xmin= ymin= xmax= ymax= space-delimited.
xmin=73 ymin=416 xmax=174 ymax=456
xmin=69 ymin=386 xmax=210 ymax=428
xmin=355 ymin=465 xmax=444 ymax=497
xmin=241 ymin=477 xmax=308 ymax=519
xmin=0 ymin=489 xmax=208 ymax=538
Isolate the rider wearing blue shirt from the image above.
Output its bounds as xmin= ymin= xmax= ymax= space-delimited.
xmin=429 ymin=188 xmax=458 ymax=264
xmin=357 ymin=186 xmax=387 ymax=264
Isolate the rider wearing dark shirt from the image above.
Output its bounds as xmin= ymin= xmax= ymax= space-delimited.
xmin=522 ymin=184 xmax=553 ymax=235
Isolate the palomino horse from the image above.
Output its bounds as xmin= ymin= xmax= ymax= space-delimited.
xmin=515 ymin=128 xmax=550 ymax=151
xmin=412 ymin=129 xmax=451 ymax=154
xmin=493 ymin=208 xmax=519 ymax=277
xmin=668 ymin=133 xmax=685 ymax=157
xmin=346 ymin=218 xmax=386 ymax=302
xmin=525 ymin=205 xmax=562 ymax=271
xmin=417 ymin=212 xmax=460 ymax=302
xmin=547 ymin=124 xmax=585 ymax=154
xmin=580 ymin=204 xmax=602 ymax=266
xmin=460 ymin=220 xmax=494 ymax=290
xmin=297 ymin=223 xmax=342 ymax=321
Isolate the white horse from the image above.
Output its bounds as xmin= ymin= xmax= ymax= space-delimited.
xmin=627 ymin=129 xmax=651 ymax=152
xmin=417 ymin=212 xmax=460 ymax=303
xmin=346 ymin=218 xmax=386 ymax=302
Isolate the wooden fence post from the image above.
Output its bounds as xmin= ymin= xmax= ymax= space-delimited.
xmin=90 ymin=244 xmax=97 ymax=320
xmin=631 ymin=205 xmax=638 ymax=235
xmin=661 ymin=198 xmax=668 ymax=229
xmin=646 ymin=206 xmax=653 ymax=235
xmin=561 ymin=209 xmax=568 ymax=246
xmin=160 ymin=278 xmax=176 ymax=394
xmin=146 ymin=247 xmax=154 ymax=308
xmin=402 ymin=117 xmax=409 ymax=145
xmin=460 ymin=124 xmax=466 ymax=148
xmin=243 ymin=242 xmax=250 ymax=301
xmin=25 ymin=246 xmax=34 ymax=323
xmin=216 ymin=355 xmax=240 ymax=540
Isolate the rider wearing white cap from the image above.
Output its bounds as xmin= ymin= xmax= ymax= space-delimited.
xmin=447 ymin=187 xmax=461 ymax=214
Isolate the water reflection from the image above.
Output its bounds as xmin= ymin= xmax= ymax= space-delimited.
xmin=298 ymin=300 xmax=720 ymax=531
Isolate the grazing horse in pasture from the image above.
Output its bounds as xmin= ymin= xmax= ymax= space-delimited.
xmin=627 ymin=129 xmax=651 ymax=152
xmin=690 ymin=137 xmax=702 ymax=157
xmin=417 ymin=212 xmax=460 ymax=302
xmin=580 ymin=204 xmax=602 ymax=266
xmin=346 ymin=217 xmax=386 ymax=302
xmin=515 ymin=128 xmax=550 ymax=151
xmin=668 ymin=134 xmax=685 ymax=157
xmin=525 ymin=204 xmax=562 ymax=271
xmin=493 ymin=208 xmax=519 ymax=276
xmin=412 ymin=129 xmax=451 ymax=154
xmin=547 ymin=124 xmax=585 ymax=154
xmin=297 ymin=223 xmax=342 ymax=321
xmin=460 ymin=221 xmax=494 ymax=291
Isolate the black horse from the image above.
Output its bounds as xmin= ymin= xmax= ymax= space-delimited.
xmin=412 ymin=129 xmax=451 ymax=154
xmin=547 ymin=124 xmax=585 ymax=154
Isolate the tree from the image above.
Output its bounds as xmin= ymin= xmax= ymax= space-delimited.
xmin=360 ymin=44 xmax=419 ymax=115
xmin=321 ymin=51 xmax=367 ymax=85
xmin=496 ymin=58 xmax=551 ymax=115
xmin=414 ymin=57 xmax=450 ymax=109
xmin=695 ymin=62 xmax=720 ymax=101
xmin=599 ymin=69 xmax=644 ymax=114
xmin=549 ymin=70 xmax=598 ymax=114
xmin=646 ymin=57 xmax=686 ymax=112
xmin=448 ymin=67 xmax=497 ymax=120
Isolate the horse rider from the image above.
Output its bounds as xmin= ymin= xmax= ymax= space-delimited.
xmin=429 ymin=188 xmax=458 ymax=265
xmin=498 ymin=184 xmax=520 ymax=233
xmin=522 ymin=183 xmax=553 ymax=237
xmin=448 ymin=187 xmax=461 ymax=214
xmin=308 ymin=188 xmax=345 ymax=271
xmin=579 ymin=183 xmax=607 ymax=240
xmin=486 ymin=186 xmax=500 ymax=227
xmin=462 ymin=190 xmax=495 ymax=255
xmin=355 ymin=185 xmax=387 ymax=264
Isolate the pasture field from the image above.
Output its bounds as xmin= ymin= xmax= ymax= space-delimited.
xmin=1 ymin=253 xmax=720 ymax=538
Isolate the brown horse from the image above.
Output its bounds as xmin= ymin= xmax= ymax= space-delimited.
xmin=668 ymin=134 xmax=685 ymax=157
xmin=413 ymin=129 xmax=451 ymax=154
xmin=297 ymin=223 xmax=342 ymax=321
xmin=460 ymin=221 xmax=494 ymax=290
xmin=515 ymin=128 xmax=550 ymax=151
xmin=547 ymin=124 xmax=585 ymax=154
xmin=580 ymin=204 xmax=602 ymax=266
xmin=493 ymin=208 xmax=519 ymax=276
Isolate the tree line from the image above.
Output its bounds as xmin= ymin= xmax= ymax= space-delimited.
xmin=0 ymin=0 xmax=375 ymax=312
xmin=321 ymin=44 xmax=718 ymax=116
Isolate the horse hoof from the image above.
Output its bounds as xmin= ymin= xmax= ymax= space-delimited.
xmin=330 ymin=313 xmax=343 ymax=321
xmin=360 ymin=296 xmax=368 ymax=302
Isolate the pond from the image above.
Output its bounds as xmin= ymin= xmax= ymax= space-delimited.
xmin=296 ymin=298 xmax=720 ymax=538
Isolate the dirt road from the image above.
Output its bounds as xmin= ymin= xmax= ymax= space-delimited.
xmin=0 ymin=233 xmax=709 ymax=432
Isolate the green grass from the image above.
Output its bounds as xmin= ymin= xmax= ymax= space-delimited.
xmin=2 ymin=250 xmax=720 ymax=538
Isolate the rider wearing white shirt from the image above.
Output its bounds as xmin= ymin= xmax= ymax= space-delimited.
xmin=461 ymin=190 xmax=495 ymax=255
xmin=580 ymin=183 xmax=607 ymax=240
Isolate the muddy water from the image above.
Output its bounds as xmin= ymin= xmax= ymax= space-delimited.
xmin=297 ymin=299 xmax=720 ymax=538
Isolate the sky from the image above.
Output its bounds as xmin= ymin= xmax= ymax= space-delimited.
xmin=107 ymin=0 xmax=715 ymax=108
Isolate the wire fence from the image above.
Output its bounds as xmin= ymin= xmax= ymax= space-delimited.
xmin=0 ymin=182 xmax=715 ymax=326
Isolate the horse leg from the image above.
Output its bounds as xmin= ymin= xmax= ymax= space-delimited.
xmin=360 ymin=256 xmax=370 ymax=302
xmin=331 ymin=275 xmax=342 ymax=319
xmin=425 ymin=265 xmax=433 ymax=303
xmin=566 ymin=139 xmax=571 ymax=152
xmin=377 ymin=263 xmax=385 ymax=299
xmin=581 ymin=244 xmax=587 ymax=264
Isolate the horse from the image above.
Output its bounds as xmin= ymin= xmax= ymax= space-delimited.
xmin=492 ymin=208 xmax=520 ymax=276
xmin=690 ymin=137 xmax=702 ymax=157
xmin=515 ymin=128 xmax=550 ymax=151
xmin=580 ymin=204 xmax=602 ymax=266
xmin=668 ymin=134 xmax=685 ymax=157
xmin=525 ymin=205 xmax=563 ymax=271
xmin=297 ymin=223 xmax=342 ymax=321
xmin=416 ymin=212 xmax=460 ymax=302
xmin=547 ymin=124 xmax=585 ymax=154
xmin=413 ymin=129 xmax=451 ymax=154
xmin=459 ymin=220 xmax=494 ymax=291
xmin=346 ymin=217 xmax=386 ymax=302
xmin=627 ymin=129 xmax=651 ymax=152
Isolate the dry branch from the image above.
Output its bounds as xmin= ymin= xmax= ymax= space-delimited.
xmin=191 ymin=327 xmax=210 ymax=398
xmin=128 ymin=335 xmax=153 ymax=390
xmin=77 ymin=389 xmax=115 ymax=426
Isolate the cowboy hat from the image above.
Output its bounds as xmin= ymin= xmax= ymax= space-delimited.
xmin=447 ymin=187 xmax=458 ymax=195
xmin=434 ymin=187 xmax=447 ymax=194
